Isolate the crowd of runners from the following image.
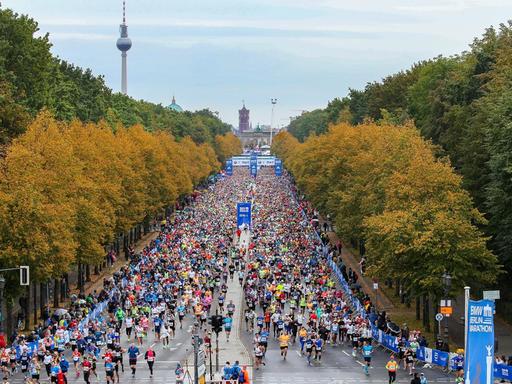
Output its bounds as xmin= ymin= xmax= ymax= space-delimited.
xmin=0 ymin=164 xmax=482 ymax=384
xmin=238 ymin=168 xmax=437 ymax=384
xmin=0 ymin=170 xmax=256 ymax=383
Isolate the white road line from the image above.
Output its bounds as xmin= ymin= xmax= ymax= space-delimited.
xmin=176 ymin=342 xmax=183 ymax=346
xmin=342 ymin=350 xmax=350 ymax=356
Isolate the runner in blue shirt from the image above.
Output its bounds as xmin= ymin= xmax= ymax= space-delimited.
xmin=314 ymin=337 xmax=324 ymax=361
xmin=127 ymin=344 xmax=139 ymax=377
xmin=259 ymin=330 xmax=269 ymax=355
xmin=105 ymin=360 xmax=115 ymax=384
xmin=304 ymin=337 xmax=314 ymax=365
xmin=361 ymin=341 xmax=373 ymax=375
xmin=223 ymin=316 xmax=233 ymax=342
xmin=256 ymin=315 xmax=264 ymax=332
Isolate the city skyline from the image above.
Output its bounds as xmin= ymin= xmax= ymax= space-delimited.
xmin=3 ymin=0 xmax=512 ymax=126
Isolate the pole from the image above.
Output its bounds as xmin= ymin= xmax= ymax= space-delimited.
xmin=121 ymin=52 xmax=128 ymax=95
xmin=209 ymin=341 xmax=213 ymax=380
xmin=464 ymin=286 xmax=470 ymax=357
xmin=270 ymin=98 xmax=277 ymax=147
xmin=193 ymin=321 xmax=199 ymax=384
xmin=193 ymin=335 xmax=199 ymax=384
xmin=375 ymin=287 xmax=378 ymax=313
xmin=215 ymin=332 xmax=219 ymax=373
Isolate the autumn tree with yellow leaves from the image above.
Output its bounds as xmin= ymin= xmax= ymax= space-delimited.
xmin=0 ymin=112 xmax=231 ymax=328
xmin=214 ymin=132 xmax=243 ymax=163
xmin=272 ymin=123 xmax=500 ymax=331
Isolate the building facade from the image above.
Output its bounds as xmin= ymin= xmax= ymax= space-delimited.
xmin=238 ymin=103 xmax=250 ymax=132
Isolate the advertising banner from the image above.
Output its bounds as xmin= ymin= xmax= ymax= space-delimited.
xmin=250 ymin=159 xmax=257 ymax=177
xmin=226 ymin=159 xmax=233 ymax=176
xmin=465 ymin=299 xmax=495 ymax=384
xmin=275 ymin=159 xmax=282 ymax=176
xmin=236 ymin=202 xmax=252 ymax=228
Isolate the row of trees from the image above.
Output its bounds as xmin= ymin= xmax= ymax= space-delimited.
xmin=286 ymin=22 xmax=512 ymax=317
xmin=0 ymin=6 xmax=243 ymax=328
xmin=0 ymin=7 xmax=233 ymax=150
xmin=0 ymin=112 xmax=241 ymax=317
xmin=273 ymin=124 xmax=500 ymax=329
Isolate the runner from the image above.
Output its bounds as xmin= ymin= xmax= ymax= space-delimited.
xmin=361 ymin=341 xmax=373 ymax=375
xmin=278 ymin=331 xmax=290 ymax=360
xmin=386 ymin=355 xmax=399 ymax=384
xmin=127 ymin=344 xmax=139 ymax=378
xmin=144 ymin=347 xmax=156 ymax=378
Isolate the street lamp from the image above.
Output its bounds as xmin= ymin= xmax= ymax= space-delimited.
xmin=0 ymin=275 xmax=5 ymax=333
xmin=193 ymin=321 xmax=200 ymax=384
xmin=270 ymin=98 xmax=277 ymax=147
xmin=442 ymin=272 xmax=452 ymax=344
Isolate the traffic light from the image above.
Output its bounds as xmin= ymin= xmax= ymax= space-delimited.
xmin=20 ymin=266 xmax=29 ymax=286
xmin=210 ymin=315 xmax=223 ymax=334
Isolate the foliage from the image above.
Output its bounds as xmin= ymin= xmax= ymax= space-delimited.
xmin=0 ymin=112 xmax=220 ymax=292
xmin=284 ymin=22 xmax=512 ymax=294
xmin=0 ymin=7 xmax=235 ymax=159
xmin=215 ymin=132 xmax=243 ymax=163
xmin=273 ymin=124 xmax=500 ymax=297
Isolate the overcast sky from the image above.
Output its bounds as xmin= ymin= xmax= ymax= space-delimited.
xmin=2 ymin=0 xmax=511 ymax=127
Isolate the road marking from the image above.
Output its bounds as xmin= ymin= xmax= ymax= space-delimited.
xmin=342 ymin=351 xmax=350 ymax=356
xmin=154 ymin=360 xmax=180 ymax=363
xmin=176 ymin=342 xmax=183 ymax=346
xmin=296 ymin=350 xmax=302 ymax=357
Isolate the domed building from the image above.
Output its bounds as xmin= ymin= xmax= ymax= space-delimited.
xmin=167 ymin=96 xmax=183 ymax=112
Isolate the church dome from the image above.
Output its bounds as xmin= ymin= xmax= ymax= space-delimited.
xmin=167 ymin=96 xmax=183 ymax=112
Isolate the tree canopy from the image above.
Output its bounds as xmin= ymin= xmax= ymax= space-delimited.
xmin=273 ymin=124 xmax=500 ymax=298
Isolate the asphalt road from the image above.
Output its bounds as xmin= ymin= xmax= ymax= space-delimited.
xmin=8 ymin=311 xmax=200 ymax=384
xmin=239 ymin=324 xmax=457 ymax=384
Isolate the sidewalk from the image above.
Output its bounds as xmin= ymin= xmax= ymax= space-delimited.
xmin=70 ymin=231 xmax=159 ymax=298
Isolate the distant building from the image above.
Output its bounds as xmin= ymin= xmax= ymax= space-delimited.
xmin=167 ymin=96 xmax=183 ymax=112
xmin=239 ymin=103 xmax=250 ymax=132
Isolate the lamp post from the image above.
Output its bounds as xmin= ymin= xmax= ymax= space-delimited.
xmin=270 ymin=98 xmax=277 ymax=147
xmin=192 ymin=321 xmax=199 ymax=384
xmin=0 ymin=275 xmax=4 ymax=333
xmin=442 ymin=272 xmax=452 ymax=344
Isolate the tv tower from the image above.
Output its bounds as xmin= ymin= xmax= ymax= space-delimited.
xmin=116 ymin=1 xmax=132 ymax=94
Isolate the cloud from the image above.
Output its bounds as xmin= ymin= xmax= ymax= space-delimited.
xmin=49 ymin=32 xmax=116 ymax=41
xmin=37 ymin=16 xmax=415 ymax=35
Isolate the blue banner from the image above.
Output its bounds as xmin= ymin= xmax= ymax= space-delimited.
xmin=495 ymin=364 xmax=512 ymax=381
xmin=236 ymin=202 xmax=252 ymax=228
xmin=225 ymin=159 xmax=233 ymax=176
xmin=465 ymin=299 xmax=495 ymax=384
xmin=250 ymin=159 xmax=257 ymax=177
xmin=275 ymin=159 xmax=282 ymax=176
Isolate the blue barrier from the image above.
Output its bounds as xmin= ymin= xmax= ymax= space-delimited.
xmin=495 ymin=363 xmax=512 ymax=381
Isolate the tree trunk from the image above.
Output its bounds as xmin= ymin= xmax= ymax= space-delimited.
xmin=53 ymin=279 xmax=59 ymax=308
xmin=86 ymin=265 xmax=91 ymax=282
xmin=395 ymin=279 xmax=400 ymax=297
xmin=78 ymin=262 xmax=83 ymax=294
xmin=425 ymin=295 xmax=430 ymax=332
xmin=24 ymin=285 xmax=30 ymax=330
xmin=39 ymin=282 xmax=46 ymax=319
xmin=33 ymin=283 xmax=37 ymax=326
xmin=416 ymin=296 xmax=421 ymax=321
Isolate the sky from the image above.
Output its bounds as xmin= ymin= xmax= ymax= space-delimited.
xmin=2 ymin=0 xmax=512 ymax=127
